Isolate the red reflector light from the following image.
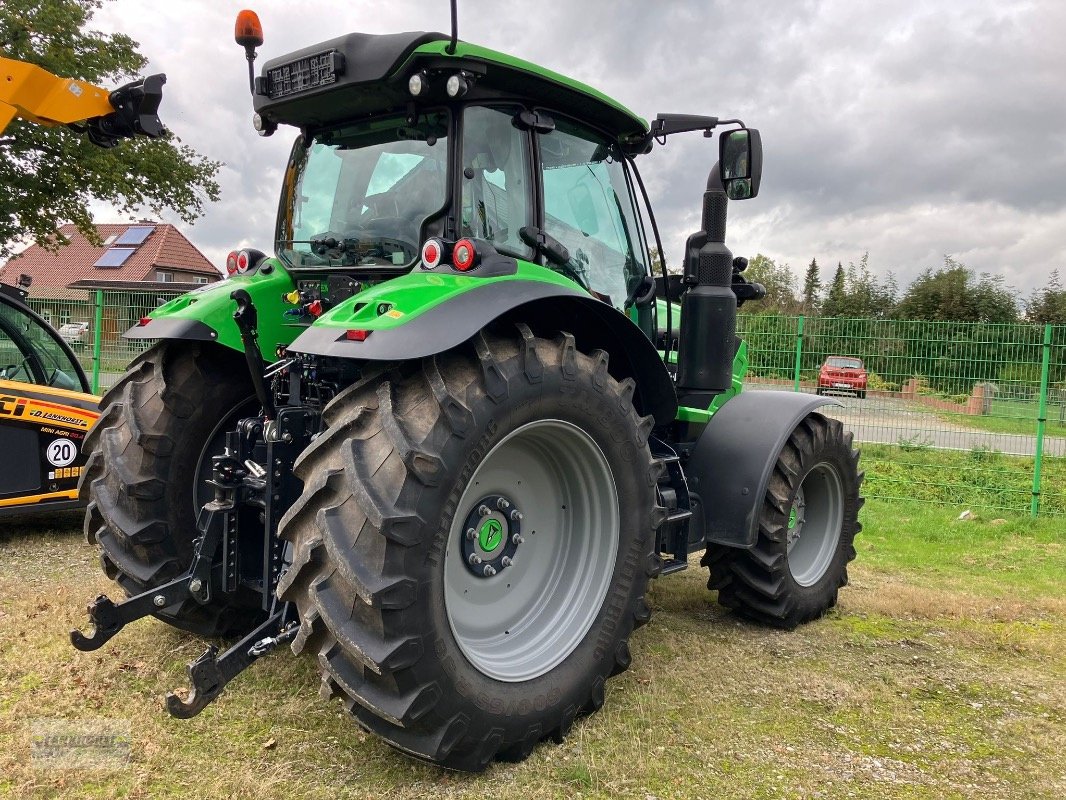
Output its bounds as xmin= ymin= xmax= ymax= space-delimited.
xmin=138 ymin=316 xmax=151 ymax=326
xmin=452 ymin=238 xmax=477 ymax=271
xmin=421 ymin=238 xmax=444 ymax=269
xmin=345 ymin=329 xmax=371 ymax=341
xmin=226 ymin=251 xmax=239 ymax=275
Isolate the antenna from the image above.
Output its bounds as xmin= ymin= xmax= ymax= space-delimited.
xmin=446 ymin=0 xmax=458 ymax=54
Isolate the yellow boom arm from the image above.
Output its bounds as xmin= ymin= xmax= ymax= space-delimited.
xmin=0 ymin=56 xmax=166 ymax=147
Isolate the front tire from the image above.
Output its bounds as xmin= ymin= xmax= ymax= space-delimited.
xmin=277 ymin=326 xmax=661 ymax=770
xmin=703 ymin=414 xmax=862 ymax=629
xmin=79 ymin=342 xmax=264 ymax=637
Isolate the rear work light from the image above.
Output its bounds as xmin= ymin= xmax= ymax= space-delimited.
xmin=452 ymin=238 xmax=478 ymax=271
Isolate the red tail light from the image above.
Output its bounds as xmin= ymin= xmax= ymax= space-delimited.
xmin=345 ymin=329 xmax=371 ymax=341
xmin=226 ymin=251 xmax=239 ymax=275
xmin=421 ymin=238 xmax=445 ymax=269
xmin=452 ymin=238 xmax=478 ymax=271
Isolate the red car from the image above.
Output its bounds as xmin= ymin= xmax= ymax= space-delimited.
xmin=817 ymin=356 xmax=867 ymax=398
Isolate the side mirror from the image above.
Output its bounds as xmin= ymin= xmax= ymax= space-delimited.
xmin=719 ymin=128 xmax=762 ymax=200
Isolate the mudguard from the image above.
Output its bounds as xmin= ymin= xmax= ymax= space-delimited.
xmin=686 ymin=390 xmax=842 ymax=548
xmin=290 ymin=267 xmax=678 ymax=425
xmin=124 ymin=261 xmax=296 ymax=362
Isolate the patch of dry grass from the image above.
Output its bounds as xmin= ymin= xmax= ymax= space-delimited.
xmin=0 ymin=502 xmax=1063 ymax=799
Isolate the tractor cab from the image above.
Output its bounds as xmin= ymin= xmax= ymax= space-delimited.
xmin=261 ymin=31 xmax=656 ymax=314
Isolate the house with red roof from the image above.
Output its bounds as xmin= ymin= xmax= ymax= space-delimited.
xmin=0 ymin=222 xmax=220 ymax=339
xmin=0 ymin=222 xmax=220 ymax=299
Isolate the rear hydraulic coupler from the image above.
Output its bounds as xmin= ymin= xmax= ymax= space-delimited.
xmin=675 ymin=166 xmax=737 ymax=397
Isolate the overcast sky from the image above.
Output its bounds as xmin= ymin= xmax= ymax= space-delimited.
xmin=86 ymin=0 xmax=1066 ymax=293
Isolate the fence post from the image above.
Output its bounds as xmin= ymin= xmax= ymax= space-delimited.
xmin=1030 ymin=323 xmax=1053 ymax=518
xmin=91 ymin=289 xmax=103 ymax=395
xmin=792 ymin=314 xmax=805 ymax=392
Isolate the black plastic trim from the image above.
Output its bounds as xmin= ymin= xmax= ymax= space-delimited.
xmin=687 ymin=391 xmax=842 ymax=548
xmin=123 ymin=317 xmax=218 ymax=342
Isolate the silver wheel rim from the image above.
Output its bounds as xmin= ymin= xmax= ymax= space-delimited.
xmin=785 ymin=463 xmax=843 ymax=587
xmin=444 ymin=419 xmax=619 ymax=682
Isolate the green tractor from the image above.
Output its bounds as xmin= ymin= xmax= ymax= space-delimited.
xmin=72 ymin=7 xmax=862 ymax=771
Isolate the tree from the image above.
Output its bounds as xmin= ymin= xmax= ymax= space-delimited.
xmin=823 ymin=263 xmax=847 ymax=317
xmin=801 ymin=257 xmax=821 ymax=313
xmin=743 ymin=253 xmax=799 ymax=314
xmin=1026 ymin=270 xmax=1066 ymax=325
xmin=0 ymin=0 xmax=221 ymax=258
xmin=895 ymin=256 xmax=1017 ymax=323
xmin=842 ymin=252 xmax=896 ymax=318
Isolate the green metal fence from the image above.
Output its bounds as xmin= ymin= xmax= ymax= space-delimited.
xmin=24 ymin=289 xmax=1066 ymax=517
xmin=739 ymin=314 xmax=1066 ymax=517
xmin=27 ymin=288 xmax=188 ymax=395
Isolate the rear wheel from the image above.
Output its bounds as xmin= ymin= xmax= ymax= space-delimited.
xmin=79 ymin=341 xmax=265 ymax=637
xmin=277 ymin=326 xmax=661 ymax=770
xmin=703 ymin=414 xmax=862 ymax=629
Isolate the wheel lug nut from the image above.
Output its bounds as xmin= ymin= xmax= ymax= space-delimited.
xmin=478 ymin=505 xmax=491 ymax=517
xmin=511 ymin=533 xmax=524 ymax=545
xmin=501 ymin=556 xmax=512 ymax=568
xmin=468 ymin=553 xmax=482 ymax=565
xmin=483 ymin=565 xmax=496 ymax=577
xmin=466 ymin=528 xmax=477 ymax=540
xmin=497 ymin=497 xmax=510 ymax=511
xmin=510 ymin=509 xmax=522 ymax=522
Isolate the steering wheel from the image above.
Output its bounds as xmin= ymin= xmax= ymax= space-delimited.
xmin=0 ymin=358 xmax=31 ymax=382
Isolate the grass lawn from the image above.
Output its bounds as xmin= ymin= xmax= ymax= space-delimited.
xmin=934 ymin=397 xmax=1066 ymax=438
xmin=0 ymin=501 xmax=1063 ymax=799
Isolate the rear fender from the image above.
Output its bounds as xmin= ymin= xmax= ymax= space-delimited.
xmin=686 ymin=390 xmax=842 ymax=548
xmin=290 ymin=264 xmax=678 ymax=425
xmin=123 ymin=260 xmax=296 ymax=362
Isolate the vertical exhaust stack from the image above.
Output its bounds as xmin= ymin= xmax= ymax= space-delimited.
xmin=675 ymin=165 xmax=736 ymax=397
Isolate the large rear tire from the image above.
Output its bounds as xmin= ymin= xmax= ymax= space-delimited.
xmin=277 ymin=326 xmax=662 ymax=770
xmin=79 ymin=341 xmax=265 ymax=637
xmin=703 ymin=413 xmax=862 ymax=629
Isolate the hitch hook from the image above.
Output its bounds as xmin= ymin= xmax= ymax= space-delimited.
xmin=69 ymin=594 xmax=124 ymax=651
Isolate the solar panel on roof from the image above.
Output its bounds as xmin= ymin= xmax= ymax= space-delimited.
xmin=93 ymin=248 xmax=136 ymax=268
xmin=114 ymin=226 xmax=154 ymax=246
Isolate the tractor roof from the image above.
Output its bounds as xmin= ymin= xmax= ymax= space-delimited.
xmin=252 ymin=31 xmax=648 ymax=144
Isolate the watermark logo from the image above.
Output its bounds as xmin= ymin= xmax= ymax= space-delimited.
xmin=30 ymin=718 xmax=131 ymax=769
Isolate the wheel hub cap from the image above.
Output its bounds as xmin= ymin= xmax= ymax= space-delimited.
xmin=460 ymin=494 xmax=522 ymax=578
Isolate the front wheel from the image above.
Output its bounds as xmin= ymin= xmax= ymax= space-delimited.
xmin=703 ymin=414 xmax=862 ymax=629
xmin=277 ymin=326 xmax=661 ymax=770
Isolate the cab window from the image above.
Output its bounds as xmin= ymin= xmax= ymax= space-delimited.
xmin=0 ymin=301 xmax=82 ymax=390
xmin=460 ymin=106 xmax=533 ymax=259
xmin=537 ymin=118 xmax=647 ymax=309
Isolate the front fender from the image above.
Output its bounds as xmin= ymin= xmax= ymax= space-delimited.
xmin=687 ymin=390 xmax=842 ymax=548
xmin=124 ymin=261 xmax=297 ymax=362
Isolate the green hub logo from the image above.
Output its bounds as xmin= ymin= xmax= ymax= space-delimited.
xmin=479 ymin=518 xmax=504 ymax=552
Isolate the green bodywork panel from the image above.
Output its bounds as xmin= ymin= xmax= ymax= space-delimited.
xmin=145 ymin=258 xmax=579 ymax=357
xmin=145 ymin=260 xmax=297 ymax=361
xmin=407 ymin=41 xmax=648 ymax=140
xmin=312 ymin=260 xmax=578 ymax=332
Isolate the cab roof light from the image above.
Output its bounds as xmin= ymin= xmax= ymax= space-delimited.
xmin=234 ymin=9 xmax=264 ymax=48
xmin=446 ymin=73 xmax=470 ymax=98
xmin=408 ymin=70 xmax=429 ymax=97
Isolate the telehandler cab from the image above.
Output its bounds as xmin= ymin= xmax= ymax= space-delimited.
xmin=73 ymin=6 xmax=862 ymax=771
